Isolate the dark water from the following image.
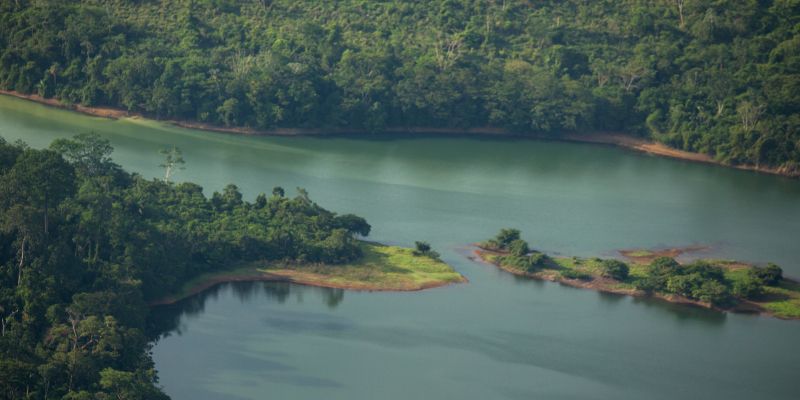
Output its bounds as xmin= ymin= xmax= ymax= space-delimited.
xmin=2 ymin=95 xmax=799 ymax=399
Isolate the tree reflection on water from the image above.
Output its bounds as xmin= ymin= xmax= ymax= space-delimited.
xmin=147 ymin=281 xmax=345 ymax=340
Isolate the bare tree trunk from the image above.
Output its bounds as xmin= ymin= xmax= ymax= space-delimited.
xmin=17 ymin=237 xmax=25 ymax=287
xmin=675 ymin=0 xmax=686 ymax=28
xmin=44 ymin=191 xmax=49 ymax=235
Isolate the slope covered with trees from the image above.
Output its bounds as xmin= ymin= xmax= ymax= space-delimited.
xmin=1 ymin=0 xmax=798 ymax=171
xmin=0 ymin=134 xmax=370 ymax=399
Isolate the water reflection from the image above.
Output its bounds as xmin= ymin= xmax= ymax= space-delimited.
xmin=147 ymin=281 xmax=346 ymax=340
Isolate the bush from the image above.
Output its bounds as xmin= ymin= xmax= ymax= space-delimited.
xmin=483 ymin=228 xmax=521 ymax=250
xmin=560 ymin=269 xmax=593 ymax=281
xmin=692 ymin=281 xmax=731 ymax=305
xmin=413 ymin=241 xmax=440 ymax=260
xmin=732 ymin=271 xmax=765 ymax=299
xmin=643 ymin=257 xmax=682 ymax=290
xmin=600 ymin=259 xmax=629 ymax=281
xmin=508 ymin=239 xmax=530 ymax=257
xmin=754 ymin=263 xmax=783 ymax=286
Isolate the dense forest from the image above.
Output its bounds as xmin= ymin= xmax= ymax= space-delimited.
xmin=0 ymin=134 xmax=370 ymax=399
xmin=0 ymin=0 xmax=798 ymax=171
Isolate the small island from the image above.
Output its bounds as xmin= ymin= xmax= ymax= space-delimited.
xmin=473 ymin=229 xmax=800 ymax=320
xmin=151 ymin=241 xmax=466 ymax=305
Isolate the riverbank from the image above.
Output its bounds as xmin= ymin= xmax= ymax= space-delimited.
xmin=471 ymin=246 xmax=800 ymax=320
xmin=150 ymin=242 xmax=466 ymax=306
xmin=2 ymin=90 xmax=796 ymax=179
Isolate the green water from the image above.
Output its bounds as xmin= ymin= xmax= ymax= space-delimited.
xmin=2 ymin=95 xmax=799 ymax=399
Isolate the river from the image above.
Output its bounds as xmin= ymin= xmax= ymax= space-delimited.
xmin=1 ymin=94 xmax=799 ymax=399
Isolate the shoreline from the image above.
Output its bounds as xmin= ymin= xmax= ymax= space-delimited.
xmin=2 ymin=90 xmax=796 ymax=179
xmin=148 ymin=242 xmax=467 ymax=306
xmin=470 ymin=246 xmax=796 ymax=320
xmin=148 ymin=268 xmax=465 ymax=306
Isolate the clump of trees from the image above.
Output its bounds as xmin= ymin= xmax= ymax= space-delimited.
xmin=482 ymin=228 xmax=549 ymax=272
xmin=0 ymin=134 xmax=372 ymax=399
xmin=1 ymin=1 xmax=798 ymax=171
xmin=636 ymin=257 xmax=784 ymax=305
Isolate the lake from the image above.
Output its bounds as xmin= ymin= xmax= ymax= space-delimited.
xmin=2 ymin=94 xmax=799 ymax=399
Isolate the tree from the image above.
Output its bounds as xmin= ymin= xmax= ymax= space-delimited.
xmin=159 ymin=146 xmax=185 ymax=183
xmin=732 ymin=271 xmax=764 ymax=299
xmin=600 ymin=259 xmax=629 ymax=281
xmin=413 ymin=241 xmax=440 ymax=260
xmin=508 ymin=239 xmax=529 ymax=257
xmin=0 ymin=149 xmax=75 ymax=235
xmin=50 ymin=133 xmax=115 ymax=177
xmin=335 ymin=214 xmax=371 ymax=237
xmin=638 ymin=257 xmax=682 ymax=291
xmin=486 ymin=228 xmax=521 ymax=250
xmin=754 ymin=263 xmax=783 ymax=286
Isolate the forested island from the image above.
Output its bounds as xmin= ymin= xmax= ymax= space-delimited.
xmin=1 ymin=1 xmax=799 ymax=175
xmin=0 ymin=134 xmax=463 ymax=399
xmin=474 ymin=229 xmax=800 ymax=319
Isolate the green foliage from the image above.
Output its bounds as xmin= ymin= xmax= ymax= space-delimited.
xmin=483 ymin=228 xmax=521 ymax=251
xmin=600 ymin=259 xmax=629 ymax=281
xmin=0 ymin=135 xmax=372 ymax=398
xmin=639 ymin=258 xmax=731 ymax=305
xmin=754 ymin=263 xmax=783 ymax=286
xmin=732 ymin=270 xmax=765 ymax=299
xmin=508 ymin=239 xmax=530 ymax=257
xmin=559 ymin=269 xmax=593 ymax=281
xmin=412 ymin=241 xmax=440 ymax=260
xmin=1 ymin=1 xmax=798 ymax=169
xmin=638 ymin=257 xmax=682 ymax=291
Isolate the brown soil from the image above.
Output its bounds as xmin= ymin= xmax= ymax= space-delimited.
xmin=618 ymin=246 xmax=710 ymax=264
xmin=3 ymin=90 xmax=797 ymax=178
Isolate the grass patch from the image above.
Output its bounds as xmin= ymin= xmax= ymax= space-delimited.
xmin=153 ymin=242 xmax=464 ymax=305
xmin=758 ymin=281 xmax=800 ymax=319
xmin=262 ymin=242 xmax=465 ymax=290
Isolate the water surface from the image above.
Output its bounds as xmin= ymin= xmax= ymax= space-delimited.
xmin=2 ymin=95 xmax=799 ymax=399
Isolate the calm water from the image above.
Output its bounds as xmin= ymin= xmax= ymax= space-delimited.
xmin=2 ymin=95 xmax=799 ymax=399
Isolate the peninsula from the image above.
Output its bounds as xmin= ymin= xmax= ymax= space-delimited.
xmin=151 ymin=241 xmax=466 ymax=306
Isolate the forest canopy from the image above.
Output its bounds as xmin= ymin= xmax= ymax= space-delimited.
xmin=0 ymin=133 xmax=370 ymax=399
xmin=0 ymin=1 xmax=798 ymax=169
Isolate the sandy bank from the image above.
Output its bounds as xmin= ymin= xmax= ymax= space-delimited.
xmin=2 ymin=90 xmax=796 ymax=178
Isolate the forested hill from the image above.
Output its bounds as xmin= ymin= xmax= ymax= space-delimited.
xmin=1 ymin=1 xmax=798 ymax=170
xmin=0 ymin=134 xmax=371 ymax=398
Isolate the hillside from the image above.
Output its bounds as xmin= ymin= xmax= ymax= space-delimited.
xmin=1 ymin=0 xmax=798 ymax=171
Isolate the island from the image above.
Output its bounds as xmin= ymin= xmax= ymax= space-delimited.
xmin=473 ymin=229 xmax=800 ymax=320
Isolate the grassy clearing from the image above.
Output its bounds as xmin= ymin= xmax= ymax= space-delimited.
xmin=262 ymin=242 xmax=466 ymax=290
xmin=758 ymin=280 xmax=800 ymax=319
xmin=154 ymin=242 xmax=465 ymax=304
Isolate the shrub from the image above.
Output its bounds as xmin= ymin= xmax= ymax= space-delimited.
xmin=413 ymin=241 xmax=440 ymax=260
xmin=508 ymin=239 xmax=530 ymax=257
xmin=560 ymin=269 xmax=593 ymax=281
xmin=732 ymin=271 xmax=765 ymax=299
xmin=643 ymin=257 xmax=682 ymax=290
xmin=600 ymin=259 xmax=629 ymax=281
xmin=754 ymin=263 xmax=783 ymax=286
xmin=692 ymin=281 xmax=731 ymax=305
xmin=683 ymin=261 xmax=725 ymax=281
xmin=483 ymin=228 xmax=521 ymax=250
